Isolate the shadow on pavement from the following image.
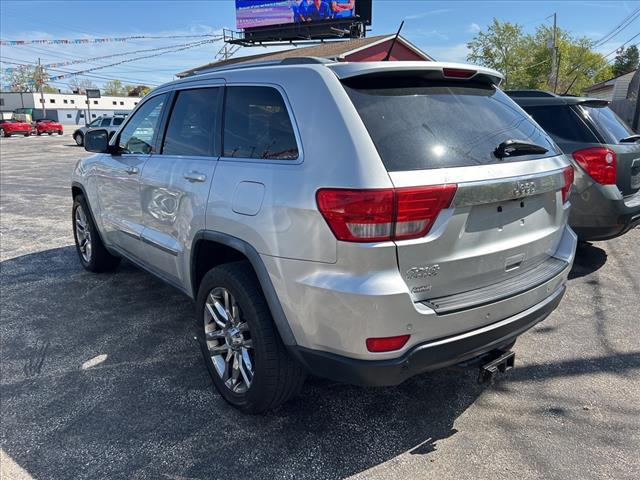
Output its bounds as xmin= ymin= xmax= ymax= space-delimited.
xmin=568 ymin=242 xmax=607 ymax=280
xmin=1 ymin=246 xmax=484 ymax=480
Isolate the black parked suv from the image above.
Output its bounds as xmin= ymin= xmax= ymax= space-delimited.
xmin=508 ymin=90 xmax=640 ymax=241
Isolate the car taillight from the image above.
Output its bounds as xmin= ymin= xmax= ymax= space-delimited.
xmin=366 ymin=335 xmax=410 ymax=352
xmin=572 ymin=147 xmax=616 ymax=185
xmin=562 ymin=165 xmax=574 ymax=203
xmin=316 ymin=184 xmax=457 ymax=242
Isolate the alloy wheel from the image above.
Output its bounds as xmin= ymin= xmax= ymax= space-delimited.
xmin=74 ymin=205 xmax=92 ymax=263
xmin=204 ymin=287 xmax=254 ymax=394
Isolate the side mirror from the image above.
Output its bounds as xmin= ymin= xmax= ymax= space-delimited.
xmin=84 ymin=129 xmax=111 ymax=153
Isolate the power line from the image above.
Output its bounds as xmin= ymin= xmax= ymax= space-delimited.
xmin=594 ymin=7 xmax=640 ymax=47
xmin=0 ymin=33 xmax=221 ymax=46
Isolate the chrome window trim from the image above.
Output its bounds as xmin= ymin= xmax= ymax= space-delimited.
xmin=452 ymin=168 xmax=567 ymax=207
xmin=219 ymin=82 xmax=304 ymax=166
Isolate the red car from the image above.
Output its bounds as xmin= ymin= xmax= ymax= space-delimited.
xmin=0 ymin=119 xmax=32 ymax=137
xmin=34 ymin=118 xmax=64 ymax=135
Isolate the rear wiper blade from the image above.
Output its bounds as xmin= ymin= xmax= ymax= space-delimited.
xmin=494 ymin=139 xmax=548 ymax=159
xmin=619 ymin=135 xmax=640 ymax=143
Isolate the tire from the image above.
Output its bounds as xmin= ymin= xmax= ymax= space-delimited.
xmin=48 ymin=132 xmax=53 ymax=135
xmin=74 ymin=133 xmax=84 ymax=146
xmin=2 ymin=129 xmax=11 ymax=138
xmin=72 ymin=194 xmax=120 ymax=272
xmin=58 ymin=130 xmax=63 ymax=135
xmin=196 ymin=261 xmax=305 ymax=413
xmin=37 ymin=131 xmax=42 ymax=136
xmin=24 ymin=132 xmax=30 ymax=137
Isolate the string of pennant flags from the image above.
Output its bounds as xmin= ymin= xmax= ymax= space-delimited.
xmin=0 ymin=33 xmax=221 ymax=46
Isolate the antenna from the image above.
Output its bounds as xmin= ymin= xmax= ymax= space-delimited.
xmin=383 ymin=20 xmax=404 ymax=61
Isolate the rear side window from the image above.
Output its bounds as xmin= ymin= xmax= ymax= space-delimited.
xmin=343 ymin=78 xmax=559 ymax=171
xmin=523 ymin=105 xmax=599 ymax=143
xmin=223 ymin=86 xmax=298 ymax=160
xmin=578 ymin=105 xmax=634 ymax=144
xmin=100 ymin=118 xmax=111 ymax=127
xmin=162 ymin=88 xmax=221 ymax=157
xmin=113 ymin=117 xmax=124 ymax=126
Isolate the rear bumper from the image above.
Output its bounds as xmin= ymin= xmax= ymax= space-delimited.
xmin=292 ymin=285 xmax=565 ymax=386
xmin=570 ymin=186 xmax=640 ymax=241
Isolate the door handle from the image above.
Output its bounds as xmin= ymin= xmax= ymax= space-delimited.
xmin=183 ymin=172 xmax=207 ymax=183
xmin=125 ymin=166 xmax=139 ymax=175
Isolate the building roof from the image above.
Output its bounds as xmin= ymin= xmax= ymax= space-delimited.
xmin=176 ymin=35 xmax=432 ymax=77
xmin=583 ymin=69 xmax=637 ymax=92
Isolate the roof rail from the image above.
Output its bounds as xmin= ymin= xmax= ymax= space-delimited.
xmin=188 ymin=56 xmax=335 ymax=77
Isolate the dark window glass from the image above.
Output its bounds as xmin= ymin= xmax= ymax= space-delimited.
xmin=112 ymin=117 xmax=124 ymax=126
xmin=67 ymin=114 xmax=72 ymax=118
xmin=100 ymin=117 xmax=111 ymax=127
xmin=162 ymin=88 xmax=220 ymax=157
xmin=578 ymin=105 xmax=634 ymax=144
xmin=70 ymin=99 xmax=75 ymax=104
xmin=523 ymin=105 xmax=599 ymax=144
xmin=113 ymin=101 xmax=117 ymax=105
xmin=223 ymin=86 xmax=298 ymax=160
xmin=49 ymin=99 xmax=55 ymax=103
xmin=120 ymin=101 xmax=124 ymax=105
xmin=118 ymin=94 xmax=166 ymax=154
xmin=88 ymin=118 xmax=101 ymax=127
xmin=343 ymin=78 xmax=559 ymax=171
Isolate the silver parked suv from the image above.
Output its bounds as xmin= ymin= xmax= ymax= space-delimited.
xmin=72 ymin=59 xmax=577 ymax=413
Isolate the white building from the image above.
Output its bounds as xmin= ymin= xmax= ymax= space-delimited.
xmin=0 ymin=91 xmax=142 ymax=125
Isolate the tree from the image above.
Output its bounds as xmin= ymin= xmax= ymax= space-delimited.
xmin=126 ymin=85 xmax=151 ymax=97
xmin=2 ymin=65 xmax=45 ymax=92
xmin=467 ymin=19 xmax=612 ymax=94
xmin=68 ymin=77 xmax=97 ymax=94
xmin=612 ymin=45 xmax=639 ymax=77
xmin=42 ymin=85 xmax=59 ymax=93
xmin=103 ymin=79 xmax=127 ymax=96
xmin=467 ymin=20 xmax=528 ymax=86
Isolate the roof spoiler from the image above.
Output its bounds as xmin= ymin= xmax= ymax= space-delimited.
xmin=577 ymin=99 xmax=609 ymax=108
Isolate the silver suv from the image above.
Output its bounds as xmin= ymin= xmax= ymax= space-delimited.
xmin=73 ymin=114 xmax=127 ymax=146
xmin=72 ymin=59 xmax=577 ymax=413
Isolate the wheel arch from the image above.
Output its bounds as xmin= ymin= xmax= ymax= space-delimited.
xmin=191 ymin=231 xmax=297 ymax=346
xmin=71 ymin=181 xmax=107 ymax=246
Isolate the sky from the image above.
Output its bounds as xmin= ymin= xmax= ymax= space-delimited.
xmin=1 ymin=0 xmax=639 ymax=90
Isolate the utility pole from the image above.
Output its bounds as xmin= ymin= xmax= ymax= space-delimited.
xmin=86 ymin=91 xmax=91 ymax=126
xmin=549 ymin=13 xmax=558 ymax=91
xmin=37 ymin=58 xmax=46 ymax=118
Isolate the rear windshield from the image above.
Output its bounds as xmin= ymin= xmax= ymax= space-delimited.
xmin=343 ymin=78 xmax=559 ymax=171
xmin=578 ymin=105 xmax=634 ymax=144
xmin=523 ymin=105 xmax=599 ymax=143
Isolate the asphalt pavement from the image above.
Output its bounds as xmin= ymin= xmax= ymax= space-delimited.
xmin=1 ymin=132 xmax=639 ymax=480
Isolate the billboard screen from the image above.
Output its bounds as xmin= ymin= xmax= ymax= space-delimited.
xmin=236 ymin=1 xmax=357 ymax=30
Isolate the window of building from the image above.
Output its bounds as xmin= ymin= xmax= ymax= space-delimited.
xmin=162 ymin=88 xmax=220 ymax=157
xmin=223 ymin=86 xmax=298 ymax=160
xmin=120 ymin=101 xmax=124 ymax=105
xmin=49 ymin=99 xmax=55 ymax=103
xmin=92 ymin=114 xmax=96 ymax=118
xmin=63 ymin=99 xmax=68 ymax=104
xmin=93 ymin=100 xmax=98 ymax=105
xmin=0 ymin=99 xmax=4 ymax=106
xmin=40 ymin=99 xmax=45 ymax=103
xmin=79 ymin=113 xmax=84 ymax=117
xmin=67 ymin=114 xmax=72 ymax=118
xmin=70 ymin=99 xmax=75 ymax=104
xmin=134 ymin=102 xmax=138 ymax=105
xmin=113 ymin=101 xmax=117 ymax=105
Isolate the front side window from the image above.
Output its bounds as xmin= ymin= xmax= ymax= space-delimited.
xmin=88 ymin=118 xmax=101 ymax=127
xmin=162 ymin=88 xmax=220 ymax=157
xmin=118 ymin=94 xmax=166 ymax=154
xmin=100 ymin=117 xmax=111 ymax=127
xmin=223 ymin=86 xmax=298 ymax=160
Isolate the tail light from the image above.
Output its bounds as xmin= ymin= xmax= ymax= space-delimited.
xmin=442 ymin=68 xmax=477 ymax=79
xmin=366 ymin=335 xmax=410 ymax=352
xmin=316 ymin=184 xmax=457 ymax=242
xmin=572 ymin=147 xmax=616 ymax=185
xmin=562 ymin=165 xmax=574 ymax=203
